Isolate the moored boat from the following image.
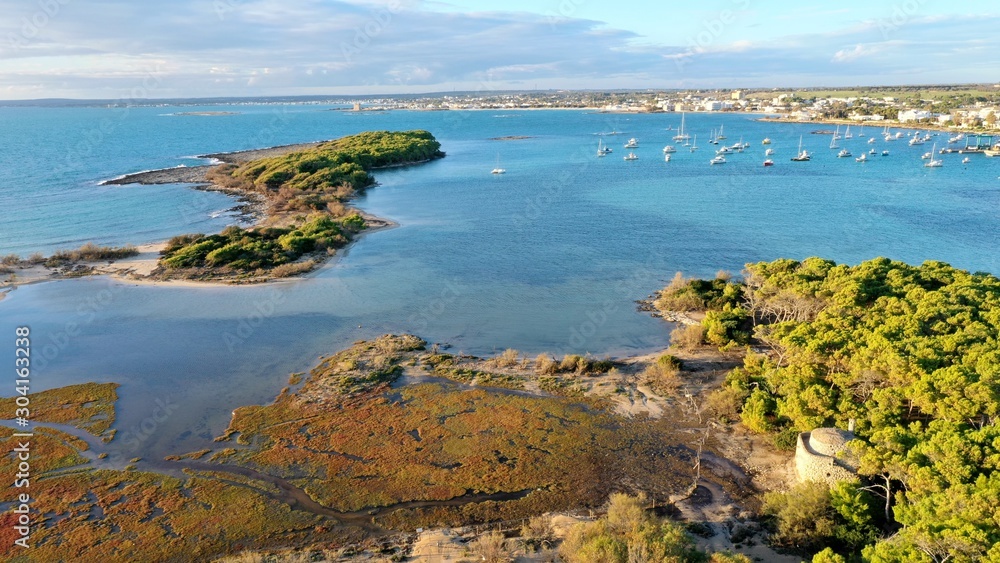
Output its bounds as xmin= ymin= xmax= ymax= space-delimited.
xmin=791 ymin=136 xmax=811 ymax=161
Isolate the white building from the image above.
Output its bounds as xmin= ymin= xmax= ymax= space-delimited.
xmin=849 ymin=113 xmax=885 ymax=122
xmin=898 ymin=110 xmax=933 ymax=122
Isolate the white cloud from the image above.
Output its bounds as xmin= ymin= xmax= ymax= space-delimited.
xmin=833 ymin=43 xmax=880 ymax=63
xmin=0 ymin=2 xmax=997 ymax=98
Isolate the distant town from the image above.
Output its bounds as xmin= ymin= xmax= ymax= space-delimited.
xmin=9 ymin=84 xmax=1000 ymax=131
xmin=355 ymin=84 xmax=1000 ymax=130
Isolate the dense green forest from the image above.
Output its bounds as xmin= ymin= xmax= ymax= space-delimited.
xmin=656 ymin=257 xmax=1000 ymax=562
xmin=159 ymin=130 xmax=443 ymax=277
xmin=232 ymin=129 xmax=444 ymax=211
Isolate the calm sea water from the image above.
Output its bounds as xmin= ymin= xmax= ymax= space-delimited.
xmin=2 ymin=106 xmax=999 ymax=460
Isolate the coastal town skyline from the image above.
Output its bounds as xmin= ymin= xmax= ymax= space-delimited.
xmin=1 ymin=0 xmax=999 ymax=100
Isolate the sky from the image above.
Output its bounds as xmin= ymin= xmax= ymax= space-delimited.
xmin=0 ymin=0 xmax=998 ymax=100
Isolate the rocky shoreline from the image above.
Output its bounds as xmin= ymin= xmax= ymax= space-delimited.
xmin=101 ymin=140 xmax=333 ymax=186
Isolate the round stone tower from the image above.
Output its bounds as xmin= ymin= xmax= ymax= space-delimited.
xmin=794 ymin=425 xmax=858 ymax=485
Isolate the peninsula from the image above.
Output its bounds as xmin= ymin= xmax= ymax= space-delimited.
xmin=0 ymin=130 xmax=445 ymax=290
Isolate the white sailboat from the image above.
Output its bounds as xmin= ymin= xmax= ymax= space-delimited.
xmin=844 ymin=125 xmax=852 ymax=139
xmin=829 ymin=131 xmax=839 ymax=149
xmin=924 ymin=143 xmax=943 ymax=167
xmin=597 ymin=139 xmax=611 ymax=157
xmin=791 ymin=136 xmax=810 ymax=161
xmin=491 ymin=153 xmax=506 ymax=174
xmin=690 ymin=134 xmax=698 ymax=152
xmin=672 ymin=113 xmax=690 ymax=142
xmin=491 ymin=156 xmax=506 ymax=174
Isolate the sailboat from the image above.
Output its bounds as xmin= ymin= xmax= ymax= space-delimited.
xmin=690 ymin=135 xmax=698 ymax=152
xmin=924 ymin=143 xmax=943 ymax=167
xmin=844 ymin=125 xmax=852 ymax=139
xmin=791 ymin=136 xmax=811 ymax=161
xmin=833 ymin=125 xmax=842 ymax=140
xmin=716 ymin=124 xmax=726 ymax=140
xmin=857 ymin=124 xmax=866 ymax=138
xmin=830 ymin=131 xmax=839 ymax=149
xmin=672 ymin=113 xmax=690 ymax=142
xmin=597 ymin=139 xmax=612 ymax=157
xmin=491 ymin=154 xmax=506 ymax=174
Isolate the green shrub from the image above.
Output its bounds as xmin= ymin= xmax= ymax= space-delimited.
xmin=657 ymin=354 xmax=683 ymax=371
xmin=772 ymin=427 xmax=800 ymax=451
xmin=740 ymin=389 xmax=776 ymax=433
xmin=703 ymin=306 xmax=751 ymax=347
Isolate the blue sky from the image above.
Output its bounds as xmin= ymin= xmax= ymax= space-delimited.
xmin=0 ymin=0 xmax=997 ymax=99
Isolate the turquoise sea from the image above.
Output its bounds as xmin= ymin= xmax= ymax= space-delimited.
xmin=2 ymin=105 xmax=999 ymax=461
